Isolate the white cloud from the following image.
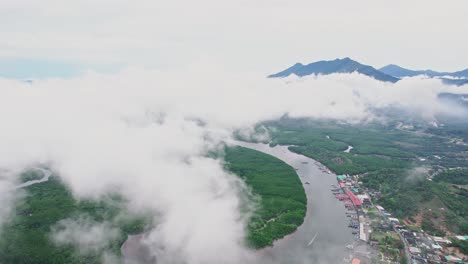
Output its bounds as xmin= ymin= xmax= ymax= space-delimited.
xmin=0 ymin=176 xmax=19 ymax=234
xmin=51 ymin=217 xmax=121 ymax=254
xmin=0 ymin=67 xmax=466 ymax=263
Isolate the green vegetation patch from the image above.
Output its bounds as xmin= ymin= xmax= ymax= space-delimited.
xmin=252 ymin=118 xmax=468 ymax=235
xmin=264 ymin=121 xmax=419 ymax=175
xmin=449 ymin=238 xmax=468 ymax=255
xmin=224 ymin=146 xmax=306 ymax=249
xmin=0 ymin=175 xmax=150 ymax=264
xmin=370 ymin=231 xmax=404 ymax=261
xmin=19 ymin=169 xmax=45 ymax=182
xmin=434 ymin=169 xmax=468 ymax=185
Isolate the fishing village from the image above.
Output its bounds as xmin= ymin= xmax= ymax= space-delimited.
xmin=321 ymin=166 xmax=468 ymax=264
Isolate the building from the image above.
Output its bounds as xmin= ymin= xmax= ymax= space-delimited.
xmin=444 ymin=255 xmax=462 ymax=263
xmin=431 ymin=244 xmax=442 ymax=250
xmin=409 ymin=247 xmax=421 ymax=254
xmin=433 ymin=236 xmax=452 ymax=244
xmin=359 ymin=222 xmax=367 ymax=241
xmin=455 ymin=236 xmax=468 ymax=241
xmin=357 ymin=194 xmax=371 ymax=206
xmin=351 ymin=258 xmax=361 ymax=264
xmin=346 ymin=191 xmax=362 ymax=207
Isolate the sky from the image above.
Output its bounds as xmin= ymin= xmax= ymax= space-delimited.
xmin=1 ymin=0 xmax=468 ymax=78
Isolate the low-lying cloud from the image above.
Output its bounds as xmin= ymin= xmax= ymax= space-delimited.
xmin=0 ymin=66 xmax=466 ymax=263
xmin=51 ymin=217 xmax=121 ymax=255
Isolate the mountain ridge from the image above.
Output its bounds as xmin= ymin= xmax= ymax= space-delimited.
xmin=269 ymin=58 xmax=468 ymax=85
xmin=268 ymin=58 xmax=399 ymax=83
xmin=379 ymin=64 xmax=468 ymax=79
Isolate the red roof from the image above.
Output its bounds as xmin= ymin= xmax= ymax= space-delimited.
xmin=351 ymin=258 xmax=361 ymax=264
xmin=347 ymin=191 xmax=362 ymax=206
xmin=339 ymin=182 xmax=346 ymax=188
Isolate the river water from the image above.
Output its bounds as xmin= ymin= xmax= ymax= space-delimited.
xmin=14 ymin=168 xmax=52 ymax=189
xmin=235 ymin=142 xmax=354 ymax=264
xmin=122 ymin=142 xmax=354 ymax=263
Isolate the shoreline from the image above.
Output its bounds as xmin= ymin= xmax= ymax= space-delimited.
xmin=121 ymin=142 xmax=355 ymax=263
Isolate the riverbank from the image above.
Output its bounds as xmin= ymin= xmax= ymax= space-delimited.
xmin=224 ymin=146 xmax=307 ymax=248
xmin=121 ymin=142 xmax=356 ymax=263
xmin=233 ymin=142 xmax=355 ymax=264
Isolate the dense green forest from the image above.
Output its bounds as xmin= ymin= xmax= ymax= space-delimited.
xmin=0 ymin=175 xmax=149 ymax=264
xmin=360 ymin=169 xmax=468 ymax=235
xmin=224 ymin=146 xmax=307 ymax=248
xmin=434 ymin=169 xmax=468 ymax=185
xmin=248 ymin=118 xmax=468 ymax=235
xmin=1 ymin=146 xmax=307 ymax=263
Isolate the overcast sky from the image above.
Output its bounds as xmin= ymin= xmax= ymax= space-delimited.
xmin=1 ymin=0 xmax=467 ymax=78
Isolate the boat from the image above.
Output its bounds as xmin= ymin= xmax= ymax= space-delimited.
xmin=307 ymin=233 xmax=318 ymax=246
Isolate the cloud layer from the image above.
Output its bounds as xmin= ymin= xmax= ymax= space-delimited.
xmin=0 ymin=67 xmax=467 ymax=263
xmin=51 ymin=217 xmax=121 ymax=255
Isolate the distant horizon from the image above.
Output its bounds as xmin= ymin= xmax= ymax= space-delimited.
xmin=1 ymin=56 xmax=468 ymax=80
xmin=275 ymin=57 xmax=468 ymax=73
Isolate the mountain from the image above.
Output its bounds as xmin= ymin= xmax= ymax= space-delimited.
xmin=452 ymin=69 xmax=468 ymax=79
xmin=269 ymin=58 xmax=467 ymax=85
xmin=378 ymin=64 xmax=445 ymax=78
xmin=268 ymin=58 xmax=399 ymax=83
xmin=379 ymin=64 xmax=468 ymax=79
xmin=441 ymin=78 xmax=468 ymax=86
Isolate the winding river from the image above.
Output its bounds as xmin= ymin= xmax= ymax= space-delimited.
xmin=122 ymin=142 xmax=354 ymax=264
xmin=236 ymin=142 xmax=354 ymax=264
xmin=14 ymin=168 xmax=52 ymax=189
xmin=11 ymin=146 xmax=355 ymax=263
